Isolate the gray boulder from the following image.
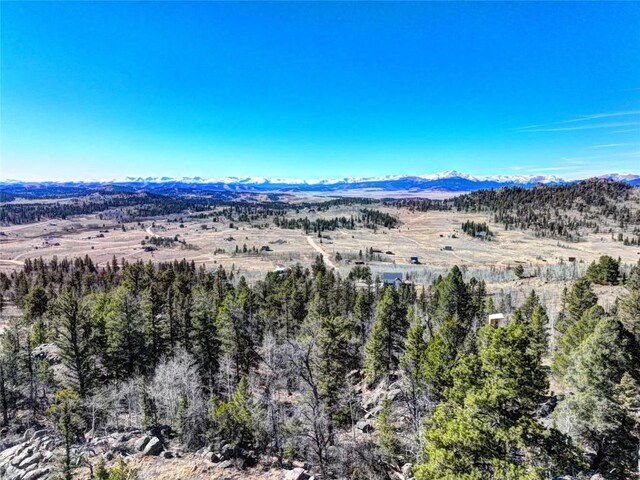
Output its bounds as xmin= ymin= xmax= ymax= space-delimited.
xmin=11 ymin=446 xmax=34 ymax=466
xmin=204 ymin=451 xmax=219 ymax=463
xmin=0 ymin=442 xmax=27 ymax=466
xmin=23 ymin=467 xmax=50 ymax=480
xmin=356 ymin=419 xmax=374 ymax=433
xmin=284 ymin=467 xmax=311 ymax=480
xmin=142 ymin=437 xmax=163 ymax=456
xmin=18 ymin=452 xmax=41 ymax=469
xmin=217 ymin=459 xmax=234 ymax=469
xmin=220 ymin=443 xmax=237 ymax=460
xmin=29 ymin=431 xmax=48 ymax=443
xmin=134 ymin=436 xmax=151 ymax=452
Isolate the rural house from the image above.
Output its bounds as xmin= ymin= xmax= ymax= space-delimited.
xmin=487 ymin=313 xmax=507 ymax=327
xmin=382 ymin=272 xmax=403 ymax=287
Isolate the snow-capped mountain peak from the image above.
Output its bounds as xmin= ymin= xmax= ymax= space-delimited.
xmin=112 ymin=170 xmax=569 ymax=186
xmin=3 ymin=171 xmax=638 ymax=192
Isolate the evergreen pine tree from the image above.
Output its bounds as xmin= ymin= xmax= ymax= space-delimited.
xmin=364 ymin=287 xmax=408 ymax=384
xmin=191 ymin=286 xmax=220 ymax=389
xmin=53 ymin=288 xmax=94 ymax=398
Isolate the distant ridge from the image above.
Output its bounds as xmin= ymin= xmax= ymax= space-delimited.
xmin=2 ymin=170 xmax=639 ymax=194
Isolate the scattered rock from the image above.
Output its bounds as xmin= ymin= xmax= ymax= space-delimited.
xmin=41 ymin=439 xmax=54 ymax=451
xmin=135 ymin=436 xmax=151 ymax=452
xmin=11 ymin=446 xmax=34 ymax=466
xmin=18 ymin=452 xmax=41 ymax=469
xmin=32 ymin=344 xmax=61 ymax=366
xmin=356 ymin=419 xmax=375 ymax=433
xmin=220 ymin=444 xmax=237 ymax=460
xmin=23 ymin=467 xmax=50 ymax=480
xmin=160 ymin=451 xmax=174 ymax=459
xmin=29 ymin=431 xmax=48 ymax=443
xmin=243 ymin=449 xmax=257 ymax=466
xmin=21 ymin=429 xmax=35 ymax=443
xmin=203 ymin=451 xmax=218 ymax=462
xmin=23 ymin=462 xmax=39 ymax=475
xmin=117 ymin=432 xmax=135 ymax=442
xmin=364 ymin=405 xmax=382 ymax=419
xmin=402 ymin=463 xmax=413 ymax=479
xmin=195 ymin=447 xmax=208 ymax=456
xmin=142 ymin=437 xmax=163 ymax=456
xmin=0 ymin=443 xmax=27 ymax=465
xmin=284 ymin=467 xmax=311 ymax=480
xmin=217 ymin=459 xmax=235 ymax=469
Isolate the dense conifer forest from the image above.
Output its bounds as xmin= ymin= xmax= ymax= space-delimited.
xmin=0 ymin=190 xmax=380 ymax=227
xmin=392 ymin=180 xmax=640 ymax=243
xmin=0 ymin=252 xmax=639 ymax=479
xmin=452 ymin=179 xmax=640 ymax=242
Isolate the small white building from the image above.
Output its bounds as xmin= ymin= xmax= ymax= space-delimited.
xmin=488 ymin=313 xmax=506 ymax=327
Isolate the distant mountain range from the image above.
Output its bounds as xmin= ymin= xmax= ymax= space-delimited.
xmin=2 ymin=170 xmax=639 ymax=195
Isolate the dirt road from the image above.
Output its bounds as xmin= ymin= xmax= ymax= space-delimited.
xmin=305 ymin=236 xmax=336 ymax=269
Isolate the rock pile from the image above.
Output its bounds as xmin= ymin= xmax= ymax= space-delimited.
xmin=0 ymin=429 xmax=57 ymax=480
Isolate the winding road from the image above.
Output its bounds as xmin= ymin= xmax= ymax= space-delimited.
xmin=305 ymin=236 xmax=336 ymax=269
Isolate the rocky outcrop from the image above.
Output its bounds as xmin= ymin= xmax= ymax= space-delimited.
xmin=0 ymin=430 xmax=57 ymax=480
xmin=31 ymin=344 xmax=61 ymax=366
xmin=1 ymin=427 xmax=316 ymax=480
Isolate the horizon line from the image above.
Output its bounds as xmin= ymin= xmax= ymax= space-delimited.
xmin=1 ymin=169 xmax=639 ymax=185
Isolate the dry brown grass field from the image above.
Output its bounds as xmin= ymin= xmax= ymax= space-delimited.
xmin=1 ymin=204 xmax=637 ymax=277
xmin=1 ymin=201 xmax=637 ymax=326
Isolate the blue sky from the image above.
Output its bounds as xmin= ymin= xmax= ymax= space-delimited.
xmin=1 ymin=2 xmax=639 ymax=181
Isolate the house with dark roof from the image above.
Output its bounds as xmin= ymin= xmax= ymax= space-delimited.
xmin=382 ymin=272 xmax=403 ymax=287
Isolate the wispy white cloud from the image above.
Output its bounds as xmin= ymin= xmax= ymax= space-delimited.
xmin=557 ymin=110 xmax=640 ymax=124
xmin=609 ymin=128 xmax=640 ymax=133
xmin=518 ymin=110 xmax=640 ymax=132
xmin=520 ymin=121 xmax=640 ymax=132
xmin=590 ymin=143 xmax=632 ymax=148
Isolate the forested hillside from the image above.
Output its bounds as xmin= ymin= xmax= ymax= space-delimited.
xmin=452 ymin=179 xmax=640 ymax=243
xmin=0 ymin=190 xmax=379 ymax=227
xmin=0 ymin=254 xmax=638 ymax=479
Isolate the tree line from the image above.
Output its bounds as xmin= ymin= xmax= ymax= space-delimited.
xmin=461 ymin=220 xmax=493 ymax=238
xmin=0 ymin=188 xmax=382 ymax=227
xmin=274 ymin=209 xmax=398 ymax=234
xmin=452 ymin=179 xmax=640 ymax=242
xmin=0 ymin=254 xmax=638 ymax=479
